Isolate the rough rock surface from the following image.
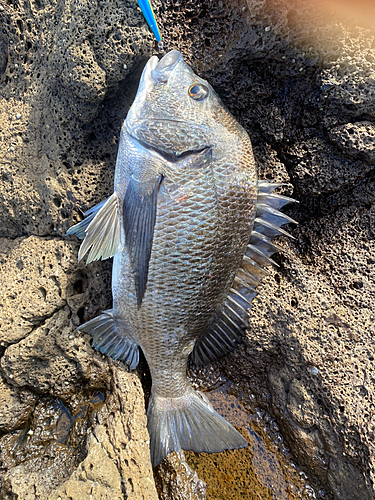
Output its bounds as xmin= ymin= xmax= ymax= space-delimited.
xmin=47 ymin=444 xmax=125 ymax=500
xmin=0 ymin=0 xmax=374 ymax=499
xmin=0 ymin=362 xmax=158 ymax=499
xmin=48 ymin=367 xmax=158 ymax=500
xmin=154 ymin=451 xmax=206 ymax=500
xmin=0 ymin=372 xmax=37 ymax=433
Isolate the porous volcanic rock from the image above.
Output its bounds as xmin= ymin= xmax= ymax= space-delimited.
xmin=48 ymin=367 xmax=158 ymax=500
xmin=154 ymin=451 xmax=207 ymax=500
xmin=0 ymin=372 xmax=37 ymax=433
xmin=0 ymin=0 xmax=374 ymax=499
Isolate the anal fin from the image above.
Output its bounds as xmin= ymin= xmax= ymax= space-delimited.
xmin=77 ymin=310 xmax=139 ymax=370
xmin=190 ymin=292 xmax=251 ymax=366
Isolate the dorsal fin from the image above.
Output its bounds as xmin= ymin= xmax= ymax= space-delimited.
xmin=191 ymin=181 xmax=297 ymax=365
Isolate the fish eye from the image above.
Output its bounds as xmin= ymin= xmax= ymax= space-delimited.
xmin=188 ymin=84 xmax=209 ymax=101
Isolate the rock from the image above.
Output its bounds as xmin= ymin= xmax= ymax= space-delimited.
xmin=0 ymin=0 xmax=155 ymax=239
xmin=0 ymin=367 xmax=157 ymax=500
xmin=222 ymin=197 xmax=375 ymax=498
xmin=285 ymin=137 xmax=372 ymax=197
xmin=44 ymin=367 xmax=158 ymax=500
xmin=85 ymin=367 xmax=158 ymax=499
xmin=1 ymin=308 xmax=109 ymax=400
xmin=154 ymin=451 xmax=207 ymax=500
xmin=329 ymin=121 xmax=375 ymax=163
xmin=1 ymin=441 xmax=80 ymax=500
xmin=0 ymin=30 xmax=7 ymax=79
xmin=0 ymin=373 xmax=37 ymax=433
xmin=47 ymin=444 xmax=123 ymax=500
xmin=0 ymin=0 xmax=374 ymax=498
xmin=0 ymin=237 xmax=72 ymax=345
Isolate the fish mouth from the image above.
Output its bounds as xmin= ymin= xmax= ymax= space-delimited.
xmin=135 ymin=50 xmax=183 ymax=93
xmin=125 ymin=51 xmax=185 ymax=143
xmin=150 ymin=50 xmax=182 ymax=83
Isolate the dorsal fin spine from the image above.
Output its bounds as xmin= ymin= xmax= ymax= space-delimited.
xmin=225 ymin=302 xmax=247 ymax=324
xmin=229 ymin=287 xmax=253 ymax=308
xmin=222 ymin=311 xmax=244 ymax=332
xmin=254 ymin=217 xmax=294 ymax=238
xmin=227 ymin=294 xmax=248 ymax=316
xmin=215 ymin=324 xmax=237 ymax=346
xmin=247 ymin=244 xmax=279 ymax=267
xmin=257 ymin=181 xmax=284 ymax=194
xmin=256 ymin=203 xmax=298 ymax=225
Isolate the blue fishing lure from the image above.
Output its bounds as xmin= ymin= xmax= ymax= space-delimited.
xmin=137 ymin=0 xmax=161 ymax=42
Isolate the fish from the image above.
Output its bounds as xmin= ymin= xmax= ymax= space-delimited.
xmin=67 ymin=49 xmax=297 ymax=467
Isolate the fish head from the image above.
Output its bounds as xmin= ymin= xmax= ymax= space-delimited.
xmin=126 ymin=50 xmax=229 ymax=159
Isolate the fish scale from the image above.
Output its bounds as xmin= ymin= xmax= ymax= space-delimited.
xmin=67 ymin=50 xmax=296 ymax=467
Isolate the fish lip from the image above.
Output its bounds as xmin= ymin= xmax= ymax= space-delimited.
xmin=150 ymin=50 xmax=183 ymax=83
xmin=125 ymin=52 xmax=182 ymax=130
xmin=129 ymin=133 xmax=211 ymax=163
xmin=144 ymin=55 xmax=159 ymax=81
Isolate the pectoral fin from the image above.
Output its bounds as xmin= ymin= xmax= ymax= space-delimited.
xmin=124 ymin=175 xmax=163 ymax=308
xmin=67 ymin=192 xmax=122 ymax=264
xmin=66 ymin=198 xmax=108 ymax=240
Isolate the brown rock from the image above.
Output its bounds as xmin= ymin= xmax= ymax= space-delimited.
xmin=0 ymin=373 xmax=37 ymax=433
xmin=0 ymin=237 xmax=73 ymax=345
xmin=154 ymin=451 xmax=207 ymax=500
xmin=47 ymin=445 xmax=123 ymax=500
xmin=1 ymin=308 xmax=109 ymax=399
xmin=0 ymin=0 xmax=375 ymax=498
xmin=0 ymin=367 xmax=157 ymax=500
xmin=86 ymin=366 xmax=158 ymax=499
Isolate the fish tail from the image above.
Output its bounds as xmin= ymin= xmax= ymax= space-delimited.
xmin=147 ymin=386 xmax=247 ymax=467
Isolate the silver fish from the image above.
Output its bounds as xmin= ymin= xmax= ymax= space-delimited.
xmin=67 ymin=50 xmax=296 ymax=467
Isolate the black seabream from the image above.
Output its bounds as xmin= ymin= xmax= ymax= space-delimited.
xmin=67 ymin=50 xmax=297 ymax=467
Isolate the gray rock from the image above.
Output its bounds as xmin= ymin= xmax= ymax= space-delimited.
xmin=285 ymin=137 xmax=372 ymax=197
xmin=0 ymin=30 xmax=7 ymax=79
xmin=329 ymin=122 xmax=375 ymax=163
xmin=0 ymin=0 xmax=155 ymax=239
xmin=1 ymin=441 xmax=80 ymax=500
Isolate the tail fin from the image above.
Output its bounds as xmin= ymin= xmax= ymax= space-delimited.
xmin=147 ymin=387 xmax=248 ymax=467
